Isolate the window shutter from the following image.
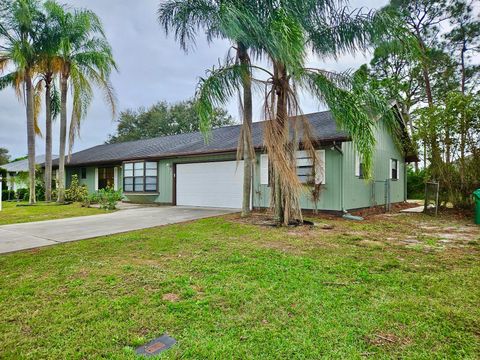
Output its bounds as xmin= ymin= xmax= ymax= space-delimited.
xmin=94 ymin=168 xmax=99 ymax=191
xmin=315 ymin=150 xmax=325 ymax=185
xmin=390 ymin=159 xmax=393 ymax=179
xmin=355 ymin=152 xmax=360 ymax=177
xmin=260 ymin=154 xmax=269 ymax=185
xmin=113 ymin=167 xmax=118 ymax=190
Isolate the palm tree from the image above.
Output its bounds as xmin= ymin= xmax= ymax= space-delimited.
xmin=47 ymin=2 xmax=117 ymax=203
xmin=159 ymin=0 xmax=258 ymax=217
xmin=0 ymin=0 xmax=44 ymax=204
xmin=195 ymin=1 xmax=403 ymax=225
xmin=35 ymin=0 xmax=62 ymax=202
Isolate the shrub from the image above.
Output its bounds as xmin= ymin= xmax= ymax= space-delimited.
xmin=64 ymin=175 xmax=89 ymax=202
xmin=2 ymin=189 xmax=15 ymax=201
xmin=16 ymin=188 xmax=28 ymax=201
xmin=95 ymin=187 xmax=123 ymax=210
xmin=81 ymin=192 xmax=99 ymax=208
xmin=34 ymin=174 xmax=45 ymax=201
xmin=407 ymin=167 xmax=426 ymax=200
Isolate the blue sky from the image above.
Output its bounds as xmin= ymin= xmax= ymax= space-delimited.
xmin=0 ymin=0 xmax=388 ymax=159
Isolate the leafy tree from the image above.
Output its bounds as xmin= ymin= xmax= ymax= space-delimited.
xmin=46 ymin=2 xmax=117 ymax=203
xmin=0 ymin=0 xmax=45 ymax=204
xmin=107 ymin=100 xmax=235 ymax=143
xmin=444 ymin=0 xmax=480 ymax=95
xmin=0 ymin=148 xmax=10 ymax=165
xmin=384 ymin=0 xmax=448 ymax=175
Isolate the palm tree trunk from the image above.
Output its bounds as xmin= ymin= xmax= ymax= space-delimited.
xmin=44 ymin=75 xmax=53 ymax=202
xmin=57 ymin=74 xmax=68 ymax=203
xmin=274 ymin=62 xmax=288 ymax=225
xmin=25 ymin=71 xmax=36 ymax=205
xmin=238 ymin=43 xmax=253 ymax=217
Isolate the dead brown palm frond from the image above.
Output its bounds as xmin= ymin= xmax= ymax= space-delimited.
xmin=14 ymin=70 xmax=24 ymax=101
xmin=258 ymin=60 xmax=324 ymax=225
xmin=33 ymin=80 xmax=43 ymax=137
xmin=0 ymin=57 xmax=8 ymax=73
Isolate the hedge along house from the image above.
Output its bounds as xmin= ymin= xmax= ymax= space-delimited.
xmin=51 ymin=107 xmax=416 ymax=212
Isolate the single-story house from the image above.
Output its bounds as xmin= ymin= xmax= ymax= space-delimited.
xmin=52 ymin=108 xmax=416 ymax=212
xmin=1 ymin=154 xmax=58 ymax=192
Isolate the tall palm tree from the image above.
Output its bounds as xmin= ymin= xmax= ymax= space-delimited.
xmin=47 ymin=2 xmax=117 ymax=203
xmin=35 ymin=0 xmax=62 ymax=202
xmin=159 ymin=0 xmax=258 ymax=217
xmin=195 ymin=1 xmax=404 ymax=225
xmin=0 ymin=0 xmax=44 ymax=204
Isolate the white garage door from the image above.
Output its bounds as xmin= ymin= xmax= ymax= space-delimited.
xmin=176 ymin=161 xmax=244 ymax=209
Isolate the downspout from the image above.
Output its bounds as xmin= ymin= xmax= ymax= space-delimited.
xmin=251 ymin=153 xmax=256 ymax=210
xmin=333 ymin=141 xmax=345 ymax=213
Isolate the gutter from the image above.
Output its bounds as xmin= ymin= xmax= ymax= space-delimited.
xmin=332 ymin=141 xmax=345 ymax=212
xmin=47 ymin=137 xmax=352 ymax=169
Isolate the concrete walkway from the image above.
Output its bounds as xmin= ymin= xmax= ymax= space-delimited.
xmin=0 ymin=206 xmax=237 ymax=254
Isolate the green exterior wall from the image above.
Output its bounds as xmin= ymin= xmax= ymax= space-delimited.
xmin=66 ymin=165 xmax=121 ymax=194
xmin=342 ymin=118 xmax=406 ymax=210
xmin=65 ymin=117 xmax=405 ymax=211
xmin=123 ymin=153 xmax=238 ymax=204
xmin=252 ymin=148 xmax=343 ymax=211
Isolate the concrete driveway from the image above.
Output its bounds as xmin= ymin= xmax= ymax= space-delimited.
xmin=0 ymin=206 xmax=237 ymax=254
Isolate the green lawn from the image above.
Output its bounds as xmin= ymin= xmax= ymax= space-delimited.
xmin=0 ymin=201 xmax=110 ymax=225
xmin=0 ymin=212 xmax=479 ymax=359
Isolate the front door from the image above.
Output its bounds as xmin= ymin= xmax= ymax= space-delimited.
xmin=98 ymin=167 xmax=114 ymax=190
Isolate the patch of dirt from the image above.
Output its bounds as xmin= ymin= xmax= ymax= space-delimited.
xmin=262 ymin=241 xmax=306 ymax=254
xmin=351 ymin=202 xmax=421 ymax=218
xmin=162 ymin=293 xmax=180 ymax=302
xmin=359 ymin=239 xmax=384 ymax=247
xmin=229 ymin=209 xmax=480 ymax=254
xmin=366 ymin=332 xmax=411 ymax=347
xmin=74 ymin=268 xmax=89 ymax=278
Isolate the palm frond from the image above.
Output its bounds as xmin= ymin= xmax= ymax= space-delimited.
xmin=195 ymin=62 xmax=247 ymax=139
xmin=67 ymin=63 xmax=93 ymax=158
xmin=158 ymin=0 xmax=219 ymax=52
xmin=300 ymin=68 xmax=377 ymax=179
xmin=0 ymin=71 xmax=15 ymax=90
xmin=308 ymin=7 xmax=409 ymax=59
xmin=33 ymin=79 xmax=43 ymax=137
xmin=50 ymin=80 xmax=60 ymax=120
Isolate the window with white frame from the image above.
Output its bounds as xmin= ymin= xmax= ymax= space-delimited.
xmin=259 ymin=151 xmax=325 ymax=186
xmin=390 ymin=159 xmax=399 ymax=180
xmin=123 ymin=161 xmax=158 ymax=193
xmin=296 ymin=150 xmax=325 ymax=185
xmin=355 ymin=151 xmax=365 ymax=178
xmin=260 ymin=154 xmax=269 ymax=185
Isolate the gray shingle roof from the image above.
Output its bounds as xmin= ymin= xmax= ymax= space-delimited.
xmin=54 ymin=111 xmax=349 ymax=167
xmin=1 ymin=154 xmax=58 ymax=173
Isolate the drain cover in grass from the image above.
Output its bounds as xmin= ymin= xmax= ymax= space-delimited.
xmin=135 ymin=334 xmax=176 ymax=356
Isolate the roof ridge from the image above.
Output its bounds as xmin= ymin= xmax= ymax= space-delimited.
xmin=104 ymin=110 xmax=332 ymax=147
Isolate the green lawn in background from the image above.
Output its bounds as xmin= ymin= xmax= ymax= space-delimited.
xmin=0 ymin=212 xmax=479 ymax=359
xmin=0 ymin=201 xmax=110 ymax=225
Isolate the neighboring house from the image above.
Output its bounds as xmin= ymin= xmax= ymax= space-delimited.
xmin=51 ymin=108 xmax=417 ymax=212
xmin=1 ymin=155 xmax=58 ymax=192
